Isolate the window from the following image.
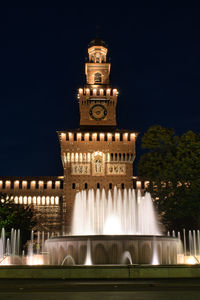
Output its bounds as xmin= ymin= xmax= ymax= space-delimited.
xmin=121 ymin=183 xmax=124 ymax=189
xmin=84 ymin=183 xmax=88 ymax=189
xmin=44 ymin=183 xmax=47 ymax=189
xmin=96 ymin=55 xmax=100 ymax=63
xmin=60 ymin=181 xmax=63 ymax=189
xmin=97 ymin=183 xmax=100 ymax=189
xmin=72 ymin=183 xmax=76 ymax=189
xmin=94 ymin=72 xmax=102 ymax=83
xmin=109 ymin=183 xmax=112 ymax=189
xmin=52 ymin=182 xmax=55 ymax=189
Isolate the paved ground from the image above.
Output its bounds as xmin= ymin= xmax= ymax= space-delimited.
xmin=1 ymin=279 xmax=200 ymax=299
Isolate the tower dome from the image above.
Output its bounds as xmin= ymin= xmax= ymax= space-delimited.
xmin=88 ymin=38 xmax=107 ymax=48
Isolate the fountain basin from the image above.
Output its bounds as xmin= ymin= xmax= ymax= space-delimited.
xmin=45 ymin=235 xmax=181 ymax=265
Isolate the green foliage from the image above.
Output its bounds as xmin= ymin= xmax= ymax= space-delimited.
xmin=138 ymin=125 xmax=200 ymax=232
xmin=0 ymin=193 xmax=36 ymax=246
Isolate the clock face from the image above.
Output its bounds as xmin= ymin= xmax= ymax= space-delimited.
xmin=89 ymin=104 xmax=107 ymax=120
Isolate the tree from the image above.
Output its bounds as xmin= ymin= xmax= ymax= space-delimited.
xmin=0 ymin=193 xmax=36 ymax=246
xmin=138 ymin=125 xmax=200 ymax=232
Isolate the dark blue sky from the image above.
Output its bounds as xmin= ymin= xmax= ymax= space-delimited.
xmin=0 ymin=4 xmax=200 ymax=176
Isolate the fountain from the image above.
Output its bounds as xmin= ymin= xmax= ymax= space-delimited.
xmin=45 ymin=187 xmax=182 ymax=265
xmin=2 ymin=187 xmax=200 ymax=266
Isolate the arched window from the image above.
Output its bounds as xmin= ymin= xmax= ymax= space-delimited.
xmin=72 ymin=183 xmax=75 ymax=189
xmin=97 ymin=183 xmax=100 ymax=189
xmin=109 ymin=183 xmax=112 ymax=189
xmin=94 ymin=72 xmax=102 ymax=83
xmin=96 ymin=54 xmax=100 ymax=63
xmin=84 ymin=183 xmax=88 ymax=189
xmin=121 ymin=183 xmax=124 ymax=189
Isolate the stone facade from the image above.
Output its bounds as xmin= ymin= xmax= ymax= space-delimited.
xmin=58 ymin=39 xmax=138 ymax=232
xmin=0 ymin=176 xmax=63 ymax=232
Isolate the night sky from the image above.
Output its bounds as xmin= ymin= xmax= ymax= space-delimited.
xmin=0 ymin=4 xmax=200 ymax=176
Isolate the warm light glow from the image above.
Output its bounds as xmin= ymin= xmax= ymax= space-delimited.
xmin=104 ymin=216 xmax=122 ymax=234
xmin=84 ymin=133 xmax=89 ymax=141
xmin=27 ymin=254 xmax=44 ymax=265
xmin=55 ymin=181 xmax=60 ymax=188
xmin=106 ymin=88 xmax=111 ymax=93
xmin=23 ymin=196 xmax=27 ymax=204
xmin=67 ymin=153 xmax=70 ymax=162
xmin=28 ymin=196 xmax=32 ymax=204
xmin=51 ymin=196 xmax=54 ymax=205
xmin=55 ymin=196 xmax=59 ymax=205
xmin=92 ymin=133 xmax=97 ymax=141
xmin=79 ymin=88 xmax=83 ymax=93
xmin=68 ymin=132 xmax=73 ymax=141
xmin=87 ymin=153 xmax=91 ymax=162
xmin=47 ymin=181 xmax=52 ymax=187
xmin=136 ymin=181 xmax=142 ymax=189
xmin=61 ymin=133 xmax=66 ymax=140
xmin=94 ymin=151 xmax=103 ymax=157
xmin=185 ymin=256 xmax=198 ymax=264
xmin=42 ymin=196 xmax=45 ymax=205
xmin=79 ymin=153 xmax=83 ymax=162
xmin=71 ymin=153 xmax=74 ymax=162
xmin=14 ymin=196 xmax=18 ymax=204
xmin=86 ymin=88 xmax=90 ymax=93
xmin=33 ymin=196 xmax=36 ymax=205
xmin=100 ymin=133 xmax=104 ymax=140
xmin=75 ymin=153 xmax=79 ymax=162
xmin=107 ymin=133 xmax=112 ymax=141
xmin=115 ymin=133 xmax=120 ymax=141
xmin=19 ymin=196 xmax=23 ymax=204
xmin=123 ymin=133 xmax=128 ymax=141
xmin=37 ymin=196 xmax=41 ymax=205
xmin=83 ymin=153 xmax=86 ymax=161
xmin=46 ymin=196 xmax=50 ymax=205
xmin=77 ymin=133 xmax=81 ymax=141
xmin=130 ymin=133 xmax=136 ymax=140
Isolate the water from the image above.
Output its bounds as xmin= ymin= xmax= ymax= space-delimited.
xmin=72 ymin=187 xmax=161 ymax=236
xmin=84 ymin=240 xmax=92 ymax=265
xmin=61 ymin=255 xmax=75 ymax=266
xmin=121 ymin=251 xmax=133 ymax=264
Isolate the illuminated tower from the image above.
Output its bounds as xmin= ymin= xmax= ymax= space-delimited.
xmin=58 ymin=38 xmax=137 ymax=232
xmin=79 ymin=38 xmax=117 ymax=128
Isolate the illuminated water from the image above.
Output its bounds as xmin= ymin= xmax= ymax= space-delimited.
xmin=72 ymin=187 xmax=160 ymax=236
